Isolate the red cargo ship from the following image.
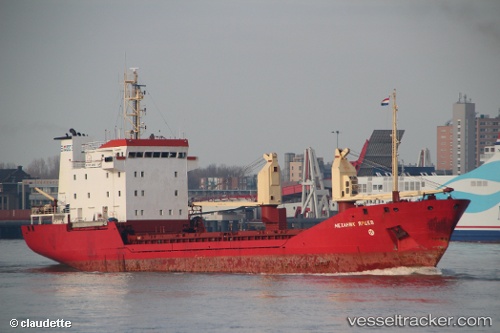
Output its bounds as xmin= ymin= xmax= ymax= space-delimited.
xmin=22 ymin=71 xmax=469 ymax=273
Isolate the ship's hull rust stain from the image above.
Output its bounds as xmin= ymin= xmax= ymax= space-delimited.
xmin=66 ymin=250 xmax=446 ymax=274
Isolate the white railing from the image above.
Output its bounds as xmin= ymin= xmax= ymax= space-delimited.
xmin=30 ymin=211 xmax=69 ymax=225
xmin=81 ymin=141 xmax=106 ymax=152
xmin=72 ymin=160 xmax=103 ymax=169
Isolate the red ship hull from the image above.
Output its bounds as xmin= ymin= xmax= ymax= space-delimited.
xmin=22 ymin=198 xmax=469 ymax=274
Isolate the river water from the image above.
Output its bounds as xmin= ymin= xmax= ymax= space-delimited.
xmin=0 ymin=240 xmax=498 ymax=332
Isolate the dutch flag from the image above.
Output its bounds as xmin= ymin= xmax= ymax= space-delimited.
xmin=381 ymin=97 xmax=390 ymax=106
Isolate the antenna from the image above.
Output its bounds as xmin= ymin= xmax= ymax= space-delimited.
xmin=123 ymin=68 xmax=146 ymax=139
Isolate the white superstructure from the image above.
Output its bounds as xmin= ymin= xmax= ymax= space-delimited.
xmin=54 ymin=69 xmax=196 ymax=224
xmin=56 ymin=135 xmax=191 ymax=223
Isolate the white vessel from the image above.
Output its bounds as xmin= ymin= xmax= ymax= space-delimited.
xmin=357 ymin=135 xmax=500 ymax=242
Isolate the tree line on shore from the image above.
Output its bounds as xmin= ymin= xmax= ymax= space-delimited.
xmin=1 ymin=158 xmax=248 ymax=188
xmin=0 ymin=156 xmax=60 ymax=179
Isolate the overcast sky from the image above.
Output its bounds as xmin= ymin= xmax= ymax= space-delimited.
xmin=1 ymin=0 xmax=499 ymax=170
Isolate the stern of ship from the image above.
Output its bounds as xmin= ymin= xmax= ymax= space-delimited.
xmin=22 ymin=221 xmax=126 ymax=271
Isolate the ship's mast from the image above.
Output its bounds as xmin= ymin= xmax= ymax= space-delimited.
xmin=123 ymin=68 xmax=146 ymax=139
xmin=391 ymin=89 xmax=400 ymax=202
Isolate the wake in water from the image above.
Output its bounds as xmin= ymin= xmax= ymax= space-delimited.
xmin=263 ymin=266 xmax=442 ymax=277
xmin=337 ymin=266 xmax=442 ymax=276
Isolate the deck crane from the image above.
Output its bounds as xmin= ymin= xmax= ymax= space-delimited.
xmin=33 ymin=187 xmax=58 ymax=214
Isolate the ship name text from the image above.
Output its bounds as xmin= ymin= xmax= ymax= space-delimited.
xmin=334 ymin=220 xmax=375 ymax=229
